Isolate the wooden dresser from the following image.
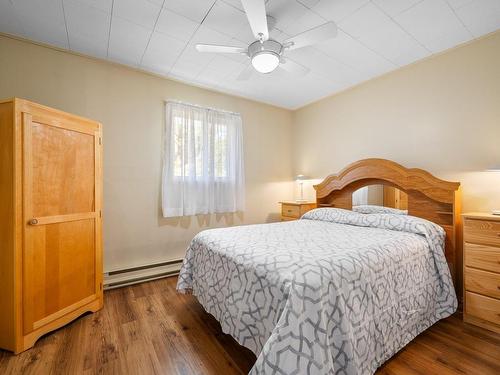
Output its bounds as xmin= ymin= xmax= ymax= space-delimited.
xmin=463 ymin=212 xmax=500 ymax=333
xmin=0 ymin=98 xmax=104 ymax=353
xmin=280 ymin=201 xmax=316 ymax=221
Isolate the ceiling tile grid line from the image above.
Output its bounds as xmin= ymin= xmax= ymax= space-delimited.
xmin=105 ymin=0 xmax=115 ymax=58
xmin=166 ymin=1 xmax=219 ymax=77
xmin=60 ymin=0 xmax=71 ymax=50
xmin=444 ymin=0 xmax=475 ymax=38
xmin=138 ymin=0 xmax=167 ymax=67
xmin=370 ymin=0 xmax=432 ymax=56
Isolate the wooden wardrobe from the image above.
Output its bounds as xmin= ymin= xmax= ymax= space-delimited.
xmin=0 ymin=98 xmax=103 ymax=353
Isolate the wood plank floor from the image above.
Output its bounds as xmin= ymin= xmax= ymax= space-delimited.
xmin=1 ymin=276 xmax=499 ymax=375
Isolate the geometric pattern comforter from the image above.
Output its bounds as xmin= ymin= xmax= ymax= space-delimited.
xmin=177 ymin=208 xmax=457 ymax=375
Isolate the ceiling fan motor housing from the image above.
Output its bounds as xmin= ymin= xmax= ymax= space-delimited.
xmin=248 ymin=39 xmax=283 ymax=59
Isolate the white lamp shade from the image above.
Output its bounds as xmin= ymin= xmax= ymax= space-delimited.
xmin=295 ymin=174 xmax=308 ymax=181
xmin=486 ymin=166 xmax=500 ymax=171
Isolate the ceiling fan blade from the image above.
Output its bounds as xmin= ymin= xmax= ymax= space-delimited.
xmin=195 ymin=44 xmax=247 ymax=54
xmin=237 ymin=65 xmax=254 ymax=81
xmin=241 ymin=0 xmax=269 ymax=41
xmin=283 ymin=22 xmax=337 ymax=51
xmin=279 ymin=58 xmax=310 ymax=76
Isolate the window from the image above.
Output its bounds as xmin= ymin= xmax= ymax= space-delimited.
xmin=162 ymin=101 xmax=245 ymax=217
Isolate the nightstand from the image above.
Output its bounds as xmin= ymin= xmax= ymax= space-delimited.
xmin=280 ymin=201 xmax=316 ymax=221
xmin=462 ymin=212 xmax=500 ymax=334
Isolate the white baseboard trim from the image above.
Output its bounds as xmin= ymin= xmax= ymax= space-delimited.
xmin=103 ymin=259 xmax=183 ymax=290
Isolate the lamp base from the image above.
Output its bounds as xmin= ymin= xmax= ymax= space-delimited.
xmin=295 ymin=199 xmax=308 ymax=203
xmin=492 ymin=210 xmax=500 ymax=215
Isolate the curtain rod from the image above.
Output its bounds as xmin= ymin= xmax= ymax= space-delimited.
xmin=166 ymin=100 xmax=241 ymax=116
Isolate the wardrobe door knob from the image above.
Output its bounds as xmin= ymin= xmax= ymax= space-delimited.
xmin=28 ymin=218 xmax=39 ymax=225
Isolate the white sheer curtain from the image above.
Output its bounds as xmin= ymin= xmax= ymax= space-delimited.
xmin=162 ymin=101 xmax=245 ymax=217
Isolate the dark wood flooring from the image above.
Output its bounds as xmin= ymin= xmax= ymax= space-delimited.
xmin=1 ymin=276 xmax=499 ymax=374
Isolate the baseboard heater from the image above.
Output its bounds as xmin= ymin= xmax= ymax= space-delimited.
xmin=103 ymin=258 xmax=183 ymax=290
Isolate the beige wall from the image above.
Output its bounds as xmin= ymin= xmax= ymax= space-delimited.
xmin=293 ymin=31 xmax=500 ymax=212
xmin=0 ymin=35 xmax=294 ymax=271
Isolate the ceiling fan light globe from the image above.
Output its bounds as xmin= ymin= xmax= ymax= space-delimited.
xmin=251 ymin=52 xmax=279 ymax=73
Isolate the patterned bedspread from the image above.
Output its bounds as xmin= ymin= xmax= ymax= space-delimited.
xmin=177 ymin=208 xmax=457 ymax=375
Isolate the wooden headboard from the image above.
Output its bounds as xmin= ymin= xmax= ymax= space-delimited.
xmin=313 ymin=158 xmax=462 ymax=293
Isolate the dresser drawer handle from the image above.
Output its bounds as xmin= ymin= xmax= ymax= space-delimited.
xmin=287 ymin=209 xmax=292 ymax=213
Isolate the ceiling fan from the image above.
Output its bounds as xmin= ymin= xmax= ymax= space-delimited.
xmin=195 ymin=0 xmax=338 ymax=80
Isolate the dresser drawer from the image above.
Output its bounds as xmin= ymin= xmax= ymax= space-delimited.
xmin=281 ymin=204 xmax=300 ymax=218
xmin=465 ymin=268 xmax=500 ymax=299
xmin=465 ymin=243 xmax=500 ymax=273
xmin=465 ymin=292 xmax=500 ymax=326
xmin=464 ymin=218 xmax=500 ymax=247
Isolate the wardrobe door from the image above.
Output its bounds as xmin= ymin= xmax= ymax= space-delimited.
xmin=22 ymin=110 xmax=102 ymax=334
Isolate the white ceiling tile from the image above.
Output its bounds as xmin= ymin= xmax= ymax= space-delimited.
xmin=339 ymin=3 xmax=429 ymax=66
xmin=108 ymin=17 xmax=151 ymax=66
xmin=69 ymin=0 xmax=113 ymax=13
xmin=146 ymin=0 xmax=163 ymax=5
xmin=64 ymin=0 xmax=111 ymax=50
xmin=266 ymin=0 xmax=311 ymax=31
xmin=0 ymin=1 xmax=25 ymax=37
xmin=297 ymin=0 xmax=320 ymax=9
xmin=312 ymin=0 xmax=370 ymax=23
xmin=164 ymin=0 xmax=215 ymax=23
xmin=202 ymin=1 xmax=255 ymax=43
xmin=180 ymin=43 xmax=216 ymax=65
xmin=195 ymin=67 xmax=228 ymax=85
xmin=141 ymin=31 xmax=186 ymax=74
xmin=155 ymin=8 xmax=199 ymax=43
xmin=69 ymin=33 xmax=108 ymax=58
xmin=453 ymin=0 xmax=500 ymax=37
xmin=286 ymin=46 xmax=360 ymax=86
xmin=170 ymin=62 xmax=203 ymax=81
xmin=269 ymin=29 xmax=290 ymax=43
xmin=360 ymin=21 xmax=429 ymax=66
xmin=395 ymin=0 xmax=472 ymax=52
xmin=219 ymin=0 xmax=245 ymax=12
xmin=113 ymin=0 xmax=161 ymax=29
xmin=7 ymin=0 xmax=68 ymax=49
xmin=224 ymin=40 xmax=250 ymax=64
xmin=189 ymin=24 xmax=235 ymax=46
xmin=447 ymin=0 xmax=475 ymax=9
xmin=204 ymin=55 xmax=246 ymax=75
xmin=315 ymin=31 xmax=395 ymax=76
xmin=281 ymin=8 xmax=326 ymax=37
xmin=372 ymin=0 xmax=423 ymax=17
xmin=170 ymin=44 xmax=215 ymax=78
xmin=340 ymin=2 xmax=391 ymax=39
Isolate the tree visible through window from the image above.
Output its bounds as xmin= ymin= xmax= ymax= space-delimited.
xmin=172 ymin=117 xmax=229 ymax=178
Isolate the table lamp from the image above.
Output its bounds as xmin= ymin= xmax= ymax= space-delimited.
xmin=296 ymin=174 xmax=308 ymax=202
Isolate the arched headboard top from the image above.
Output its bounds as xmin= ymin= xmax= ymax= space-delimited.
xmin=314 ymin=158 xmax=460 ymax=203
xmin=313 ymin=158 xmax=462 ymax=296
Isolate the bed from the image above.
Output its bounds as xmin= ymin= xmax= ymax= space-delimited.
xmin=177 ymin=159 xmax=462 ymax=375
